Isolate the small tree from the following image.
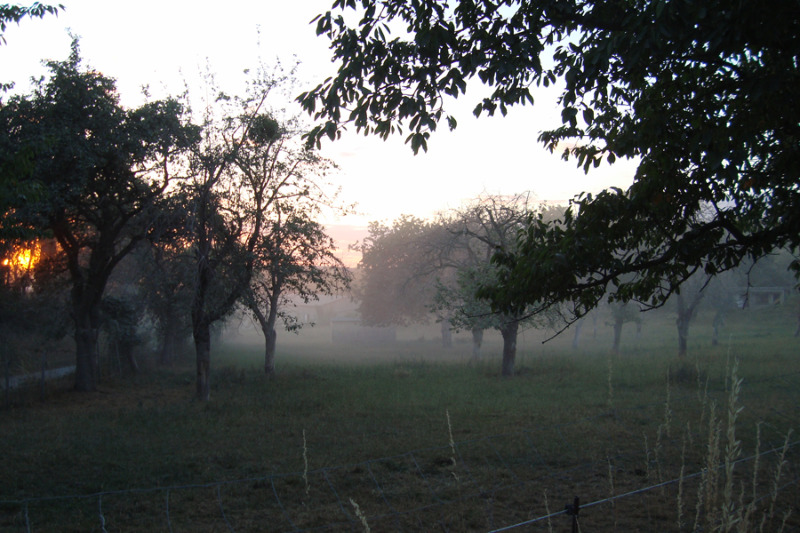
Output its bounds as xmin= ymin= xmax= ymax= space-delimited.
xmin=433 ymin=194 xmax=561 ymax=376
xmin=607 ymin=302 xmax=641 ymax=356
xmin=433 ymin=266 xmax=496 ymax=360
xmin=245 ymin=208 xmax=351 ymax=376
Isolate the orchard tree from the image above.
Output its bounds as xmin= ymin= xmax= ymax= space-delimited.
xmin=607 ymin=302 xmax=641 ymax=356
xmin=354 ymin=215 xmax=442 ymax=326
xmin=299 ymin=0 xmax=800 ymax=325
xmin=673 ymin=274 xmax=710 ymax=358
xmin=0 ymin=2 xmax=62 ymax=249
xmin=137 ymin=194 xmax=196 ymax=365
xmin=186 ymin=64 xmax=341 ymax=400
xmin=237 ymin=105 xmax=349 ymax=377
xmin=245 ymin=205 xmax=351 ymax=376
xmin=432 ymin=194 xmax=558 ymax=375
xmin=433 ymin=265 xmax=495 ymax=360
xmin=0 ymin=41 xmax=198 ymax=391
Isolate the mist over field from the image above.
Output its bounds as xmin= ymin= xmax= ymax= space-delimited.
xmin=2 ymin=1 xmax=799 ymax=529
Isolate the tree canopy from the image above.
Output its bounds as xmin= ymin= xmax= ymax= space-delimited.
xmin=354 ymin=215 xmax=441 ymax=326
xmin=300 ymin=0 xmax=800 ymax=324
xmin=0 ymin=41 xmax=198 ymax=391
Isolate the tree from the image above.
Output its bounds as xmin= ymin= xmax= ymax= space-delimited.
xmin=137 ymin=194 xmax=196 ymax=365
xmin=0 ymin=41 xmax=197 ymax=391
xmin=299 ymin=0 xmax=800 ymax=324
xmin=185 ymin=64 xmax=341 ymax=399
xmin=431 ymin=194 xmax=558 ymax=375
xmin=245 ymin=208 xmax=351 ymax=376
xmin=185 ymin=109 xmax=270 ymax=401
xmin=433 ymin=265 xmax=496 ymax=360
xmin=606 ymin=302 xmax=641 ymax=356
xmin=0 ymin=2 xmax=63 ymax=248
xmin=237 ymin=106 xmax=350 ymax=377
xmin=673 ymin=274 xmax=710 ymax=358
xmin=354 ymin=215 xmax=441 ymax=326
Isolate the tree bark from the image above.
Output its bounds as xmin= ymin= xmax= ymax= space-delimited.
xmin=499 ymin=319 xmax=519 ymax=377
xmin=248 ymin=288 xmax=280 ymax=377
xmin=122 ymin=344 xmax=139 ymax=374
xmin=264 ymin=326 xmax=277 ymax=376
xmin=160 ymin=327 xmax=177 ymax=366
xmin=72 ymin=292 xmax=101 ymax=392
xmin=471 ymin=327 xmax=483 ymax=360
xmin=159 ymin=310 xmax=183 ymax=365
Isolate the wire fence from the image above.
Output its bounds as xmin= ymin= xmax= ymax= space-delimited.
xmin=2 ymin=369 xmax=799 ymax=531
xmin=2 ymin=398 xmax=798 ymax=531
xmin=2 ymin=437 xmax=798 ymax=532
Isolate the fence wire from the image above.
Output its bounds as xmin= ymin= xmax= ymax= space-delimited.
xmin=2 ymin=371 xmax=799 ymax=531
xmin=2 ymin=431 xmax=798 ymax=531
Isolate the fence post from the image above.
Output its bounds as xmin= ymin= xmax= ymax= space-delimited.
xmin=565 ymin=496 xmax=580 ymax=533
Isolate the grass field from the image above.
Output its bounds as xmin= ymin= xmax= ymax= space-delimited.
xmin=1 ymin=302 xmax=798 ymax=531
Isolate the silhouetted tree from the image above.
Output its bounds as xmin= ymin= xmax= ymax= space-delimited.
xmin=300 ymin=0 xmax=800 ymax=329
xmin=0 ymin=41 xmax=198 ymax=391
xmin=245 ymin=208 xmax=351 ymax=376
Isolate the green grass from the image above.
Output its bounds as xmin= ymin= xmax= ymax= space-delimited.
xmin=1 ymin=303 xmax=798 ymax=531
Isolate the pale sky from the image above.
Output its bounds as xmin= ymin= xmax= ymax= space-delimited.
xmin=1 ymin=1 xmax=636 ymax=255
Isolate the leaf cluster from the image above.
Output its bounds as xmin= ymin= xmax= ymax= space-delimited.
xmin=301 ymin=0 xmax=800 ymax=325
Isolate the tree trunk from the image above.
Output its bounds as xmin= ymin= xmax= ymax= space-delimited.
xmin=471 ymin=327 xmax=483 ymax=360
xmin=249 ymin=290 xmax=281 ymax=377
xmin=571 ymin=319 xmax=584 ymax=349
xmin=676 ymin=314 xmax=690 ymax=357
xmin=75 ymin=327 xmax=97 ymax=392
xmin=676 ymin=292 xmax=703 ymax=358
xmin=499 ymin=320 xmax=519 ymax=377
xmin=711 ymin=309 xmax=725 ymax=346
xmin=440 ymin=319 xmax=453 ymax=349
xmin=160 ymin=328 xmax=176 ymax=365
xmin=612 ymin=317 xmax=623 ymax=355
xmin=194 ymin=319 xmax=211 ymax=402
xmin=264 ymin=326 xmax=277 ymax=376
xmin=74 ymin=321 xmax=98 ymax=392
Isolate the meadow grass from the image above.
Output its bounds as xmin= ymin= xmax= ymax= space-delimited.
xmin=0 ymin=302 xmax=798 ymax=531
